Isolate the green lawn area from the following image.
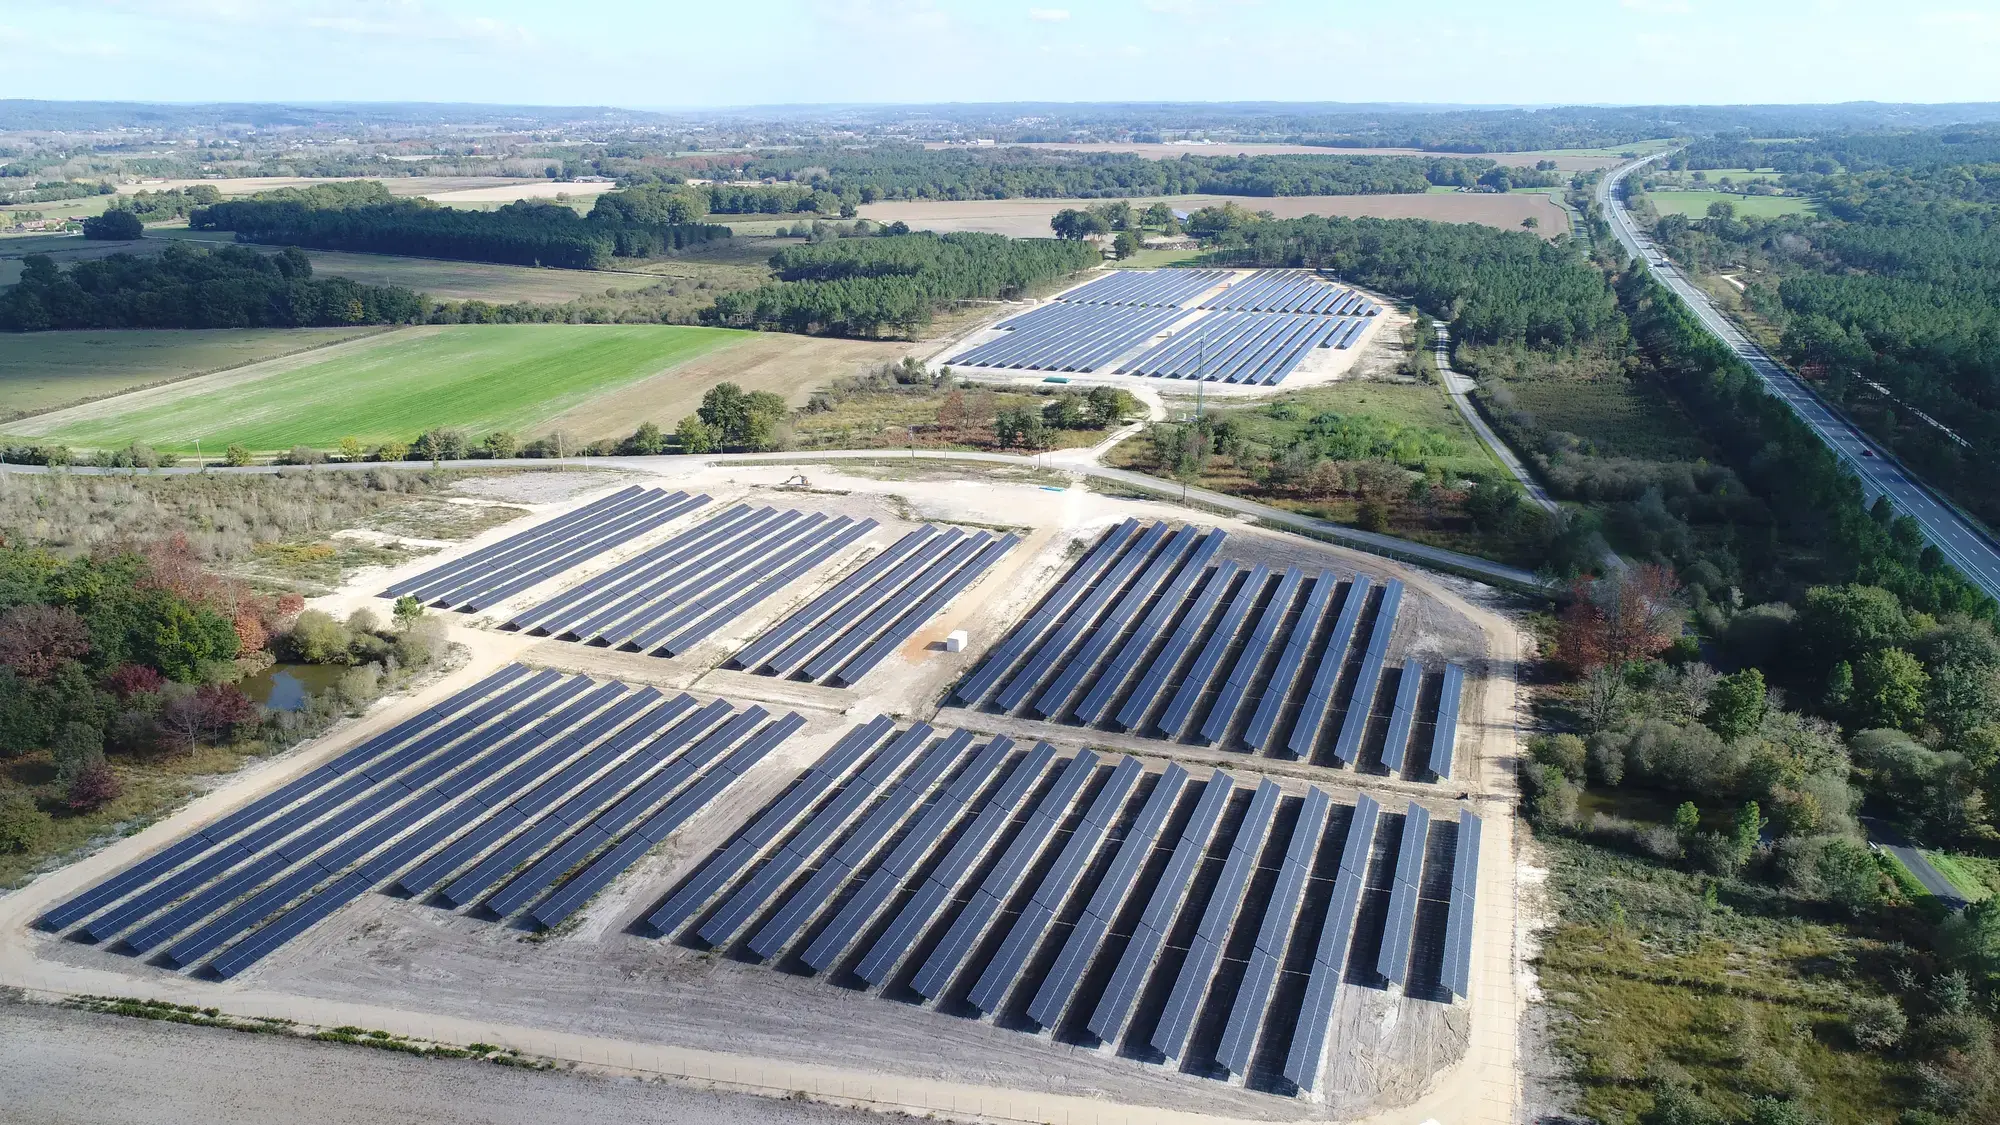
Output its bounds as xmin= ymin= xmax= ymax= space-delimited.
xmin=1110 ymin=246 xmax=1207 ymax=268
xmin=1648 ymin=190 xmax=1816 ymax=219
xmin=8 ymin=323 xmax=750 ymax=452
xmin=0 ymin=327 xmax=385 ymax=420
xmin=1456 ymin=343 xmax=1710 ymax=462
xmin=1923 ymin=850 xmax=1999 ymax=900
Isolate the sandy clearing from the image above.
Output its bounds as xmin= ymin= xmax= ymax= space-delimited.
xmin=538 ymin=332 xmax=908 ymax=441
xmin=860 ymin=193 xmax=1568 ymax=239
xmin=0 ymin=998 xmax=894 ymax=1125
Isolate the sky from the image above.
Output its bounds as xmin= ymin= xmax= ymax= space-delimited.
xmin=3 ymin=0 xmax=1999 ymax=109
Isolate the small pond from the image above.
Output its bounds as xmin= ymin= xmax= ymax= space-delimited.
xmin=238 ymin=662 xmax=347 ymax=712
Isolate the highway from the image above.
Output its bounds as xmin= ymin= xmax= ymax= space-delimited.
xmin=1598 ymin=156 xmax=2000 ymax=603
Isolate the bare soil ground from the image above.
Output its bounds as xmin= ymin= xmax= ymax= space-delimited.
xmin=860 ymin=194 xmax=1569 ymax=239
xmin=0 ymin=997 xmax=895 ymax=1125
xmin=540 ymin=333 xmax=908 ymax=441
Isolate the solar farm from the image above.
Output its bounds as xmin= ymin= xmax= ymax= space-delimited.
xmin=945 ymin=268 xmax=1385 ymax=387
xmin=10 ymin=464 xmax=1511 ymax=1122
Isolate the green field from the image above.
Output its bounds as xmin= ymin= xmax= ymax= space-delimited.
xmin=1648 ymin=190 xmax=1815 ymax=219
xmin=0 ymin=327 xmax=385 ymax=420
xmin=7 ymin=324 xmax=750 ymax=452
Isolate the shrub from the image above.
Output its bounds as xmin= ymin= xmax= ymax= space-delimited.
xmin=284 ymin=610 xmax=353 ymax=664
xmin=65 ymin=762 xmax=123 ymax=811
xmin=1356 ymin=500 xmax=1391 ymax=532
xmin=223 ymin=444 xmax=251 ymax=467
xmin=336 ymin=663 xmax=381 ymax=707
xmin=392 ymin=616 xmax=447 ymax=668
xmin=0 ymin=792 xmax=51 ymax=854
xmin=1531 ymin=732 xmax=1588 ymax=779
xmin=1524 ymin=762 xmax=1579 ymax=830
xmin=277 ymin=445 xmax=326 ymax=466
xmin=50 ymin=720 xmax=105 ymax=787
xmin=481 ymin=430 xmax=517 ymax=459
xmin=674 ymin=416 xmax=716 ymax=454
xmin=1846 ymin=994 xmax=1907 ymax=1050
xmin=106 ymin=664 xmax=164 ymax=699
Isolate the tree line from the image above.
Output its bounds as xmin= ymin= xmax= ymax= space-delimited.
xmin=652 ymin=147 xmax=1551 ymax=205
xmin=1196 ymin=214 xmax=1622 ymax=347
xmin=0 ymin=244 xmax=424 ymax=331
xmin=707 ymin=230 xmax=1096 ymax=337
xmin=190 ymin=180 xmax=730 ymax=270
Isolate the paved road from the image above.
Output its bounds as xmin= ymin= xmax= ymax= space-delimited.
xmin=1862 ymin=819 xmax=1968 ymax=907
xmin=1598 ymin=157 xmax=2000 ymax=603
xmin=0 ymin=448 xmax=1553 ymax=593
xmin=1431 ymin=324 xmax=1558 ymax=515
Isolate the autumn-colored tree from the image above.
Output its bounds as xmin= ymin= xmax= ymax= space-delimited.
xmin=1557 ymin=564 xmax=1684 ymax=673
xmin=106 ymin=663 xmax=164 ymax=698
xmin=0 ymin=605 xmax=92 ymax=681
xmin=936 ymin=389 xmax=970 ymax=442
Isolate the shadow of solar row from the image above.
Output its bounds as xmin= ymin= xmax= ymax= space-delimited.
xmin=505 ymin=504 xmax=877 ymax=658
xmin=732 ymin=524 xmax=1016 ymax=687
xmin=1052 ymin=268 xmax=1235 ymax=308
xmin=1115 ymin=311 xmax=1349 ymax=386
xmin=634 ymin=721 xmax=1477 ymax=1095
xmin=38 ymin=663 xmax=802 ymax=977
xmin=383 ymin=488 xmax=708 ymax=611
xmin=947 ymin=303 xmax=1186 ymax=372
xmin=1198 ymin=269 xmax=1379 ymax=316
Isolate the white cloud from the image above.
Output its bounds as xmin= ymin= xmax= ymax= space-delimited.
xmin=1028 ymin=7 xmax=1070 ymax=20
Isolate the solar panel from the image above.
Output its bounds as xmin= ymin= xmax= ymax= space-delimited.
xmin=385 ymin=487 xmax=658 ymax=600
xmin=1153 ymin=777 xmax=1281 ymax=1061
xmin=1283 ymin=792 xmax=1380 ymax=1091
xmin=509 ymin=503 xmax=762 ymax=635
xmin=801 ymin=531 xmax=991 ymax=682
xmin=909 ymin=748 xmax=1095 ymax=1001
xmin=799 ymin=736 xmax=1016 ymax=972
xmin=1332 ymin=579 xmax=1404 ymax=764
xmin=1114 ymin=561 xmax=1237 ymax=731
xmin=533 ymin=712 xmax=805 ymax=930
xmin=1085 ymin=768 xmax=1232 ymax=1044
xmin=1376 ymin=804 xmax=1432 ymax=986
xmin=1156 ymin=564 xmax=1268 ymax=737
xmin=616 ymin=512 xmax=834 ymax=651
xmin=747 ymin=730 xmax=975 ymax=959
xmin=1431 ymin=664 xmax=1466 ymax=779
xmin=995 ymin=522 xmax=1169 ymax=712
xmin=209 ymin=872 xmax=370 ymax=979
xmin=1216 ymin=787 xmax=1332 ymax=1076
xmin=968 ymin=756 xmax=1142 ymax=1014
xmin=733 ymin=527 xmax=936 ymax=672
xmin=696 ymin=722 xmax=917 ymax=946
xmin=1199 ymin=567 xmax=1304 ymax=743
xmin=1285 ymin=574 xmax=1372 ymax=758
xmin=829 ymin=534 xmax=1017 ymax=686
xmin=1380 ymin=660 xmax=1424 ymax=773
xmin=653 ymin=517 xmax=878 ymax=657
xmin=854 ymin=741 xmax=1056 ymax=987
xmin=1073 ymin=529 xmax=1227 ymax=725
xmin=1024 ymin=762 xmax=1190 ymax=1029
xmin=645 ymin=715 xmax=896 ymax=936
xmin=435 ymin=491 xmax=707 ymax=612
xmin=956 ymin=519 xmax=1139 ymax=706
xmin=1441 ymin=810 xmax=1481 ymax=998
xmin=1243 ymin=570 xmax=1338 ymax=750
xmin=1029 ymin=523 xmax=1199 ymax=718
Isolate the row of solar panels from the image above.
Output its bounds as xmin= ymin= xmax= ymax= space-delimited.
xmin=38 ymin=666 xmax=795 ymax=976
xmin=647 ymin=723 xmax=1480 ymax=1093
xmin=383 ymin=487 xmax=707 ymax=612
xmin=951 ymin=303 xmax=1186 ymax=373
xmin=730 ymin=524 xmax=1016 ymax=686
xmin=953 ymin=520 xmax=1464 ymax=777
xmin=502 ymin=504 xmax=873 ymax=658
xmin=1115 ymin=312 xmax=1369 ymax=385
xmin=1053 ymin=268 xmax=1235 ymax=308
xmin=1199 ymin=269 xmax=1383 ymax=317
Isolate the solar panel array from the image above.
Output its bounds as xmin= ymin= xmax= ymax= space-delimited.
xmin=37 ymin=665 xmax=797 ymax=976
xmin=646 ymin=729 xmax=1475 ymax=1093
xmin=1198 ymin=269 xmax=1382 ymax=317
xmin=948 ymin=303 xmax=1185 ymax=373
xmin=953 ymin=520 xmax=1466 ymax=776
xmin=504 ymin=504 xmax=875 ymax=658
xmin=733 ymin=524 xmax=1017 ymax=687
xmin=1052 ymin=269 xmax=1234 ymax=307
xmin=382 ymin=487 xmax=707 ymax=611
xmin=1115 ymin=312 xmax=1366 ymax=386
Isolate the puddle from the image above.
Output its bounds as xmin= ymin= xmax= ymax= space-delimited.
xmin=239 ymin=663 xmax=346 ymax=711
